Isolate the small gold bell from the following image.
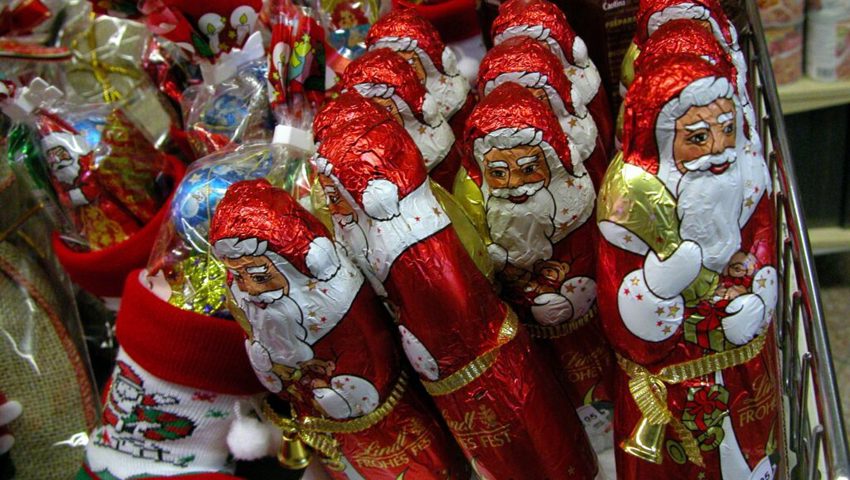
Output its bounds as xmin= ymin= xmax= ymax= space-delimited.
xmin=621 ymin=417 xmax=665 ymax=465
xmin=277 ymin=431 xmax=311 ymax=470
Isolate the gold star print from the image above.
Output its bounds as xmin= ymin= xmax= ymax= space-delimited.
xmin=433 ymin=207 xmax=443 ymax=216
xmin=272 ymin=71 xmax=280 ymax=80
xmin=567 ymin=67 xmax=577 ymax=77
xmin=745 ymin=197 xmax=754 ymax=208
xmin=630 ymin=277 xmax=640 ymax=286
xmin=561 ymin=208 xmax=570 ymax=215
xmin=308 ymin=310 xmax=317 ymax=318
xmin=567 ymin=466 xmax=576 ymax=476
xmin=334 ymin=380 xmax=345 ymax=389
xmin=307 ymin=280 xmax=318 ymax=291
xmin=309 ymin=324 xmax=321 ymax=333
xmin=656 ymin=307 xmax=665 ymax=316
xmin=668 ymin=306 xmax=680 ymax=317
xmin=566 ymin=178 xmax=575 ymax=187
xmin=302 ymin=34 xmax=311 ymax=43
xmin=418 ymin=126 xmax=427 ymax=135
xmin=565 ymin=284 xmax=576 ymax=293
xmin=662 ymin=325 xmax=672 ymax=334
xmin=568 ymin=117 xmax=578 ymax=128
xmin=757 ymin=278 xmax=767 ymax=288
xmin=624 ymin=234 xmax=633 ymax=243
xmin=439 ymin=76 xmax=447 ymax=85
xmin=228 ymin=30 xmax=237 ymax=39
xmin=698 ymin=472 xmax=706 ymax=480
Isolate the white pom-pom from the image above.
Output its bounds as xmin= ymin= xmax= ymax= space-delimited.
xmin=362 ymin=178 xmax=400 ymax=220
xmin=572 ymin=36 xmax=589 ymax=64
xmin=306 ymin=237 xmax=340 ymax=281
xmin=227 ymin=403 xmax=279 ymax=460
xmin=456 ymin=56 xmax=479 ymax=87
xmin=422 ymin=93 xmax=441 ymax=125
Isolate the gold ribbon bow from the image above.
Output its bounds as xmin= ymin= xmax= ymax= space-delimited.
xmin=617 ymin=333 xmax=767 ymax=467
xmin=421 ymin=309 xmax=519 ymax=396
xmin=262 ymin=370 xmax=408 ymax=469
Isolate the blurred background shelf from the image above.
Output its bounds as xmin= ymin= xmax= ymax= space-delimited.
xmin=778 ymin=77 xmax=850 ymax=115
xmin=810 ymin=227 xmax=850 ymax=255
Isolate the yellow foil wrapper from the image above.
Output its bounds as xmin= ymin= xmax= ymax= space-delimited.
xmin=432 ymin=179 xmax=494 ymax=281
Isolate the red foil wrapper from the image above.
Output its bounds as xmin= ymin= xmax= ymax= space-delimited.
xmin=36 ymin=109 xmax=173 ymax=250
xmin=597 ymin=55 xmax=781 ymax=478
xmin=313 ymin=91 xmax=394 ymax=145
xmin=477 ymin=36 xmax=609 ymax=183
xmin=491 ymin=0 xmax=613 ymax=157
xmin=365 ymin=9 xmax=475 ymax=161
xmin=314 ymin=111 xmax=598 ymax=479
xmin=338 ymin=48 xmax=461 ymax=191
xmin=634 ymin=19 xmax=735 ymax=75
xmin=465 ymin=82 xmax=614 ymax=448
xmin=209 ymin=180 xmax=469 ymax=479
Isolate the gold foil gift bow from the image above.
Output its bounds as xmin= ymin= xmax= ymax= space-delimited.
xmin=421 ymin=309 xmax=519 ymax=396
xmin=261 ymin=370 xmax=409 ymax=470
xmin=616 ymin=333 xmax=767 ymax=467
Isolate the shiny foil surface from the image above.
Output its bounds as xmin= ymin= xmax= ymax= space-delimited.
xmin=316 ymin=113 xmax=598 ymax=479
xmin=465 ymin=82 xmax=614 ymax=444
xmin=597 ymin=54 xmax=782 ymax=478
xmin=339 ymin=48 xmax=427 ymax=114
xmin=491 ymin=0 xmax=614 ymax=157
xmin=209 ymin=180 xmax=469 ymax=479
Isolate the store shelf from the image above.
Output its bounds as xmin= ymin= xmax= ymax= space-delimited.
xmin=809 ymin=226 xmax=850 ymax=255
xmin=778 ymin=77 xmax=850 ymax=115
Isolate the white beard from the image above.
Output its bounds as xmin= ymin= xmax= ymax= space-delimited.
xmin=52 ymin=161 xmax=80 ymax=185
xmin=426 ymin=72 xmax=469 ymax=119
xmin=232 ymin=287 xmax=314 ymax=368
xmin=403 ymin=117 xmax=453 ymax=171
xmin=676 ymin=153 xmax=744 ymax=273
xmin=486 ymin=183 xmax=556 ymax=270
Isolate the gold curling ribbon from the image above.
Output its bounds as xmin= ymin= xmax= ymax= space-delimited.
xmin=421 ymin=309 xmax=519 ymax=396
xmin=69 ymin=19 xmax=141 ymax=104
xmin=526 ymin=304 xmax=597 ymax=339
xmin=616 ymin=333 xmax=767 ymax=467
xmin=262 ymin=370 xmax=409 ymax=468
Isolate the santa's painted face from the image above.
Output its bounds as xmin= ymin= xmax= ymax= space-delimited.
xmin=319 ymin=175 xmax=356 ymax=221
xmin=222 ymin=255 xmax=289 ymax=298
xmin=483 ymin=144 xmax=551 ymax=202
xmin=527 ymin=86 xmax=552 ymax=107
xmin=672 ymin=97 xmax=736 ymax=174
xmin=395 ymin=50 xmax=426 ymax=84
xmin=112 ymin=378 xmax=142 ymax=413
xmin=369 ymin=96 xmax=404 ymax=125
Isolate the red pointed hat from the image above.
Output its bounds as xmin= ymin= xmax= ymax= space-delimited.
xmin=621 ymin=54 xmax=732 ymax=174
xmin=313 ymin=91 xmax=395 ymax=144
xmin=366 ymin=9 xmax=449 ymax=74
xmin=116 ymin=360 xmax=144 ymax=388
xmin=466 ymin=82 xmax=573 ymax=174
xmin=635 ymin=19 xmax=734 ymax=76
xmin=339 ymin=48 xmax=427 ymax=117
xmin=634 ymin=0 xmax=734 ymax=48
xmin=209 ymin=179 xmax=340 ymax=281
xmin=477 ymin=36 xmax=576 ymax=117
xmin=490 ymin=0 xmax=581 ymax=67
xmin=316 ymin=116 xmax=427 ymax=221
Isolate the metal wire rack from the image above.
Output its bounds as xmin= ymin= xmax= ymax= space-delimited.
xmin=743 ymin=1 xmax=850 ymax=478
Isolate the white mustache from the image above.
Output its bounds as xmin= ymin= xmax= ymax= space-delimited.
xmin=490 ymin=180 xmax=545 ymax=199
xmin=246 ymin=288 xmax=285 ymax=305
xmin=682 ymin=148 xmax=737 ymax=172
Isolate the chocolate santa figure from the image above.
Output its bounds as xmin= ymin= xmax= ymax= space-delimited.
xmin=476 ymin=36 xmax=607 ymax=184
xmin=37 ymin=112 xmax=142 ymax=249
xmin=621 ymin=0 xmax=763 ymax=172
xmin=466 ymin=82 xmax=614 ymax=450
xmin=314 ymin=103 xmax=598 ymax=479
xmin=491 ymin=0 xmax=613 ymax=158
xmin=210 ymin=180 xmax=470 ymax=479
xmin=338 ymin=48 xmax=459 ymax=191
xmin=366 ymin=10 xmax=475 ymax=153
xmin=597 ymin=54 xmax=779 ymax=479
